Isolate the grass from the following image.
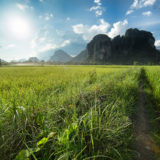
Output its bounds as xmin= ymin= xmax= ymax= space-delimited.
xmin=144 ymin=67 xmax=160 ymax=148
xmin=0 ymin=65 xmax=142 ymax=159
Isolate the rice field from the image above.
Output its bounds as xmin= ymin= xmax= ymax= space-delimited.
xmin=145 ymin=66 xmax=160 ymax=104
xmin=144 ymin=67 xmax=160 ymax=148
xmin=0 ymin=65 xmax=160 ymax=160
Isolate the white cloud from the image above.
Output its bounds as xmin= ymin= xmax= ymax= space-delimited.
xmin=16 ymin=3 xmax=33 ymax=11
xmin=30 ymin=34 xmax=39 ymax=49
xmin=142 ymin=11 xmax=152 ymax=16
xmin=16 ymin=3 xmax=28 ymax=11
xmin=72 ymin=19 xmax=110 ymax=42
xmin=143 ymin=0 xmax=156 ymax=6
xmin=39 ymin=13 xmax=54 ymax=21
xmin=131 ymin=0 xmax=156 ymax=9
xmin=155 ymin=40 xmax=160 ymax=47
xmin=31 ymin=39 xmax=37 ymax=49
xmin=39 ymin=44 xmax=57 ymax=52
xmin=108 ymin=19 xmax=128 ymax=38
xmin=40 ymin=0 xmax=44 ymax=2
xmin=90 ymin=6 xmax=101 ymax=11
xmin=95 ymin=10 xmax=103 ymax=16
xmin=39 ymin=40 xmax=71 ymax=52
xmin=31 ymin=35 xmax=46 ymax=49
xmin=73 ymin=24 xmax=84 ymax=34
xmin=61 ymin=40 xmax=71 ymax=47
xmin=45 ymin=13 xmax=54 ymax=21
xmin=94 ymin=0 xmax=101 ymax=5
xmin=126 ymin=10 xmax=134 ymax=15
xmin=131 ymin=0 xmax=139 ymax=8
xmin=89 ymin=0 xmax=103 ymax=17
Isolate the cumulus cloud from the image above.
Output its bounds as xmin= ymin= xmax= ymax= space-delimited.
xmin=142 ymin=11 xmax=152 ymax=16
xmin=126 ymin=0 xmax=156 ymax=16
xmin=131 ymin=0 xmax=156 ymax=9
xmin=126 ymin=10 xmax=134 ymax=15
xmin=108 ymin=20 xmax=128 ymax=38
xmin=72 ymin=19 xmax=110 ymax=42
xmin=143 ymin=0 xmax=156 ymax=6
xmin=155 ymin=40 xmax=160 ymax=47
xmin=131 ymin=0 xmax=139 ymax=8
xmin=89 ymin=0 xmax=103 ymax=17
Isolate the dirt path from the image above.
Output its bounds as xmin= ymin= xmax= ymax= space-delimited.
xmin=135 ymin=69 xmax=160 ymax=160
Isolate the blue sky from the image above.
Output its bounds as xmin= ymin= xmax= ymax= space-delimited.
xmin=0 ymin=0 xmax=160 ymax=61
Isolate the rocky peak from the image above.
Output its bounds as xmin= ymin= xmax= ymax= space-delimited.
xmin=124 ymin=28 xmax=155 ymax=50
xmin=79 ymin=28 xmax=160 ymax=64
xmin=86 ymin=34 xmax=111 ymax=62
xmin=28 ymin=57 xmax=40 ymax=63
xmin=50 ymin=50 xmax=72 ymax=62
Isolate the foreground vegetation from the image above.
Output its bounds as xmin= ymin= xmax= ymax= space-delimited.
xmin=144 ymin=67 xmax=160 ymax=147
xmin=0 ymin=65 xmax=159 ymax=159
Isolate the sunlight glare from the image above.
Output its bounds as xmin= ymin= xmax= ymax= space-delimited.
xmin=7 ymin=15 xmax=31 ymax=39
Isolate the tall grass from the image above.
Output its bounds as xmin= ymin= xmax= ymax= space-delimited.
xmin=0 ymin=66 xmax=140 ymax=160
xmin=145 ymin=66 xmax=160 ymax=104
xmin=144 ymin=66 xmax=160 ymax=147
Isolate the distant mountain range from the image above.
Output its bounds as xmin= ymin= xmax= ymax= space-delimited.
xmin=70 ymin=50 xmax=86 ymax=63
xmin=18 ymin=59 xmax=27 ymax=63
xmin=28 ymin=57 xmax=40 ymax=63
xmin=71 ymin=28 xmax=160 ymax=64
xmin=1 ymin=59 xmax=6 ymax=63
xmin=0 ymin=59 xmax=7 ymax=64
xmin=49 ymin=50 xmax=72 ymax=62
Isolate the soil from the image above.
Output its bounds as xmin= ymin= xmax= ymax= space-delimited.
xmin=134 ymin=72 xmax=160 ymax=160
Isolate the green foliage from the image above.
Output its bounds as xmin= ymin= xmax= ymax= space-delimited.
xmin=14 ymin=150 xmax=30 ymax=160
xmin=14 ymin=132 xmax=55 ymax=160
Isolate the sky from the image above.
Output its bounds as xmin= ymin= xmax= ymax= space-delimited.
xmin=0 ymin=0 xmax=160 ymax=61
